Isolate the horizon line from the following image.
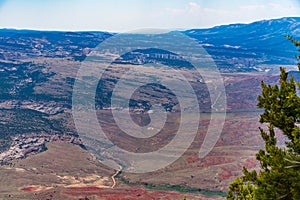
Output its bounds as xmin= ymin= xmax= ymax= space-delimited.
xmin=0 ymin=16 xmax=299 ymax=33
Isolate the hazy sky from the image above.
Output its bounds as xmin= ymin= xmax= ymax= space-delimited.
xmin=0 ymin=0 xmax=299 ymax=32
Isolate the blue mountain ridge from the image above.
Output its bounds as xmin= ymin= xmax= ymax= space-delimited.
xmin=183 ymin=17 xmax=300 ymax=71
xmin=0 ymin=17 xmax=299 ymax=72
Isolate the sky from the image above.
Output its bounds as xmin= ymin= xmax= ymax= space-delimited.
xmin=0 ymin=0 xmax=299 ymax=32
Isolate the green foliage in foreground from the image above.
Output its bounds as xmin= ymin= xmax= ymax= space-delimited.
xmin=227 ymin=38 xmax=300 ymax=199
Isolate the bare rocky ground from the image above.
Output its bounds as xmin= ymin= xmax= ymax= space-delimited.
xmin=0 ymin=111 xmax=267 ymax=199
xmin=0 ymin=57 xmax=284 ymax=199
xmin=0 ymin=142 xmax=223 ymax=200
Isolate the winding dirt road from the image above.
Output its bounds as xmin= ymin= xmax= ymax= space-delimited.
xmin=111 ymin=167 xmax=122 ymax=188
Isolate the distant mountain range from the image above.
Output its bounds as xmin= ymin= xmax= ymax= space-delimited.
xmin=184 ymin=17 xmax=300 ymax=72
xmin=0 ymin=17 xmax=299 ymax=73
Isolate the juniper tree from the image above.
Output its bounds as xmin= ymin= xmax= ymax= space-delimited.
xmin=227 ymin=37 xmax=300 ymax=200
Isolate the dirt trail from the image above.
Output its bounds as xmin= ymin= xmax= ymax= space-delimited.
xmin=111 ymin=167 xmax=122 ymax=188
